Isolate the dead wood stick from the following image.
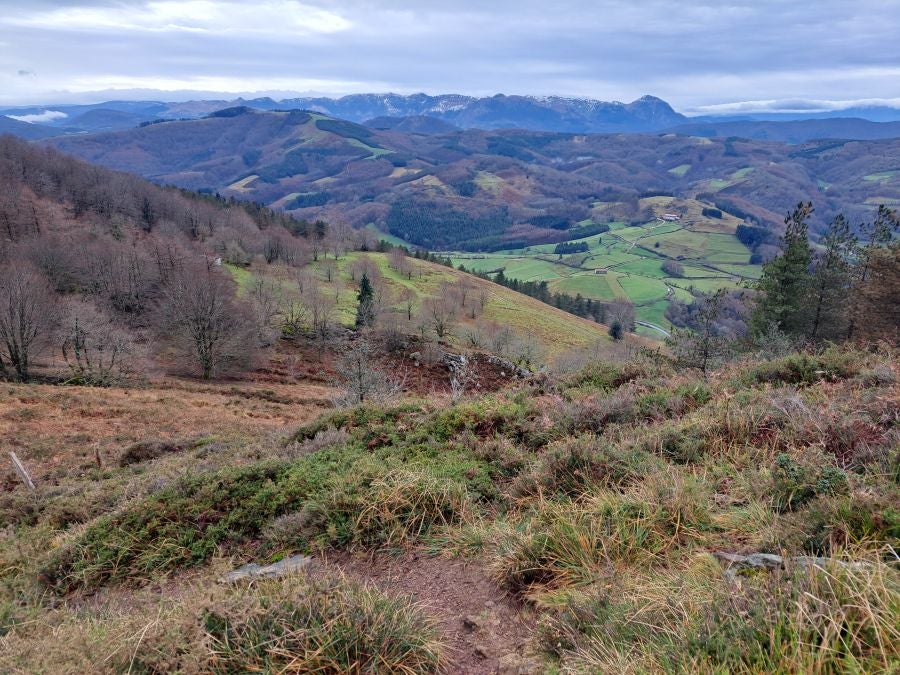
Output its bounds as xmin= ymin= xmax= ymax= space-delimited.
xmin=9 ymin=451 xmax=36 ymax=491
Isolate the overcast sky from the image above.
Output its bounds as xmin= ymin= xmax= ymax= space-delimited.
xmin=2 ymin=0 xmax=899 ymax=112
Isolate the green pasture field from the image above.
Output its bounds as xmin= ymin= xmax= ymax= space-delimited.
xmin=444 ymin=207 xmax=760 ymax=336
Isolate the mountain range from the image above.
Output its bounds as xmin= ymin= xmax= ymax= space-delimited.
xmin=5 ymin=93 xmax=900 ymax=141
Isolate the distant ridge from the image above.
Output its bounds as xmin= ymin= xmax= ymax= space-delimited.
xmin=669 ymin=117 xmax=900 ymax=143
xmin=7 ymin=94 xmax=900 ymax=138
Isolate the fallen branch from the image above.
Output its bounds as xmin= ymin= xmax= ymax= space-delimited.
xmin=9 ymin=451 xmax=36 ymax=491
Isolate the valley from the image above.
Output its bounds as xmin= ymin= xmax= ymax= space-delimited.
xmin=449 ymin=195 xmax=759 ymax=335
xmin=45 ymin=107 xmax=900 ymax=250
xmin=3 ymin=1 xmax=900 ymax=671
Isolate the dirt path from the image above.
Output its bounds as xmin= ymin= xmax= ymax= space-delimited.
xmin=323 ymin=549 xmax=541 ymax=674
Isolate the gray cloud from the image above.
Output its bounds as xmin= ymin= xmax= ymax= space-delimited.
xmin=0 ymin=0 xmax=898 ymax=109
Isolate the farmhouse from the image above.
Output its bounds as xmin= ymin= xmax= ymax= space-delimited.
xmin=662 ymin=213 xmax=682 ymax=221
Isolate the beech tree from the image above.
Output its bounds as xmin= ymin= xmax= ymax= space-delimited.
xmin=159 ymin=262 xmax=258 ymax=379
xmin=422 ymin=296 xmax=458 ymax=339
xmin=60 ymin=300 xmax=137 ymax=385
xmin=0 ymin=263 xmax=56 ymax=381
xmin=333 ymin=336 xmax=400 ymax=406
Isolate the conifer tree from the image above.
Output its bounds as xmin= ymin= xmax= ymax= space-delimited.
xmin=847 ymin=205 xmax=899 ymax=340
xmin=851 ymin=243 xmax=900 ymax=343
xmin=808 ymin=214 xmax=855 ymax=340
xmin=355 ymin=273 xmax=375 ymax=328
xmin=751 ymin=202 xmax=813 ymax=338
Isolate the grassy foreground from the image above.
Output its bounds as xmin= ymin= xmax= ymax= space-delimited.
xmin=1 ymin=346 xmax=897 ymax=672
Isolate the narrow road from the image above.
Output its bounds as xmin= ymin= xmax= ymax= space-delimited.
xmin=635 ymin=321 xmax=671 ymax=338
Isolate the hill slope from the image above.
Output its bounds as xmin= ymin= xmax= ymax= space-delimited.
xmin=45 ymin=109 xmax=900 ymax=248
xmin=1 ymin=345 xmax=896 ymax=672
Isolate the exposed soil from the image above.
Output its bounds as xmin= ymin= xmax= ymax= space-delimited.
xmin=264 ymin=335 xmax=519 ymax=397
xmin=324 ymin=549 xmax=541 ymax=674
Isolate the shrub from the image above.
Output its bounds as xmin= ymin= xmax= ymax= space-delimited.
xmin=740 ymin=350 xmax=861 ymax=387
xmin=688 ymin=563 xmax=899 ymax=673
xmin=771 ymin=452 xmax=849 ymax=512
xmin=40 ymin=462 xmax=296 ymax=593
xmin=118 ymin=437 xmax=210 ymax=466
xmin=511 ymin=436 xmax=658 ymax=498
xmin=344 ymin=469 xmax=474 ymax=546
xmin=773 ymin=492 xmax=900 ymax=554
xmin=637 ymin=421 xmax=710 ymax=464
xmin=636 ymin=381 xmax=711 ymax=420
xmin=540 ymin=558 xmax=899 ymax=673
xmin=493 ymin=483 xmax=707 ymax=593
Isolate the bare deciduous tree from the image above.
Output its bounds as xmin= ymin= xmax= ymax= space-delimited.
xmin=159 ymin=262 xmax=259 ymax=379
xmin=60 ymin=300 xmax=138 ymax=385
xmin=321 ymin=259 xmax=337 ymax=283
xmin=422 ymin=295 xmax=458 ymax=340
xmin=389 ymin=247 xmax=414 ymax=280
xmin=449 ymin=354 xmax=478 ymax=403
xmin=0 ymin=263 xmax=56 ymax=381
xmin=249 ymin=277 xmax=281 ymax=347
xmin=301 ymin=284 xmax=336 ymax=342
xmin=399 ymin=287 xmax=416 ymax=321
xmin=332 ymin=336 xmax=402 ymax=407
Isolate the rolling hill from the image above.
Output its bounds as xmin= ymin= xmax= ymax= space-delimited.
xmin=44 ymin=108 xmax=900 ymax=250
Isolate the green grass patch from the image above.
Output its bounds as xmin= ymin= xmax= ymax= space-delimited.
xmin=863 ymin=170 xmax=899 ymax=182
xmin=617 ymin=275 xmax=669 ymax=304
xmin=223 ymin=262 xmax=255 ymax=294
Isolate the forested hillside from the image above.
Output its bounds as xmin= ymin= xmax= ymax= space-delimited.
xmin=44 ymin=109 xmax=900 ymax=251
xmin=0 ymin=135 xmax=621 ymax=386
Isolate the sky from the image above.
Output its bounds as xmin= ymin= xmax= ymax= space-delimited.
xmin=2 ymin=0 xmax=900 ymax=112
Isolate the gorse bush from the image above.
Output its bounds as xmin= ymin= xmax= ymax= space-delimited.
xmin=40 ymin=462 xmax=296 ymax=593
xmin=737 ymin=348 xmax=862 ymax=387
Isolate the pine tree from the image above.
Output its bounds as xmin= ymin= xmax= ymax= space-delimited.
xmin=808 ymin=214 xmax=855 ymax=341
xmin=847 ymin=205 xmax=900 ymax=340
xmin=751 ymin=202 xmax=813 ymax=338
xmin=851 ymin=243 xmax=900 ymax=343
xmin=355 ymin=273 xmax=375 ymax=328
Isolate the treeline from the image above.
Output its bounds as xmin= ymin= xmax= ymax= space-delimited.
xmin=0 ymin=135 xmax=335 ymax=383
xmin=752 ymin=202 xmax=899 ymax=343
xmin=554 ymin=241 xmax=590 ymax=254
xmin=457 ymin=264 xmax=635 ymax=334
xmin=736 ymin=223 xmax=777 ymax=264
xmin=665 ymin=201 xmax=899 ymax=373
xmin=384 ymin=197 xmax=610 ymax=252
